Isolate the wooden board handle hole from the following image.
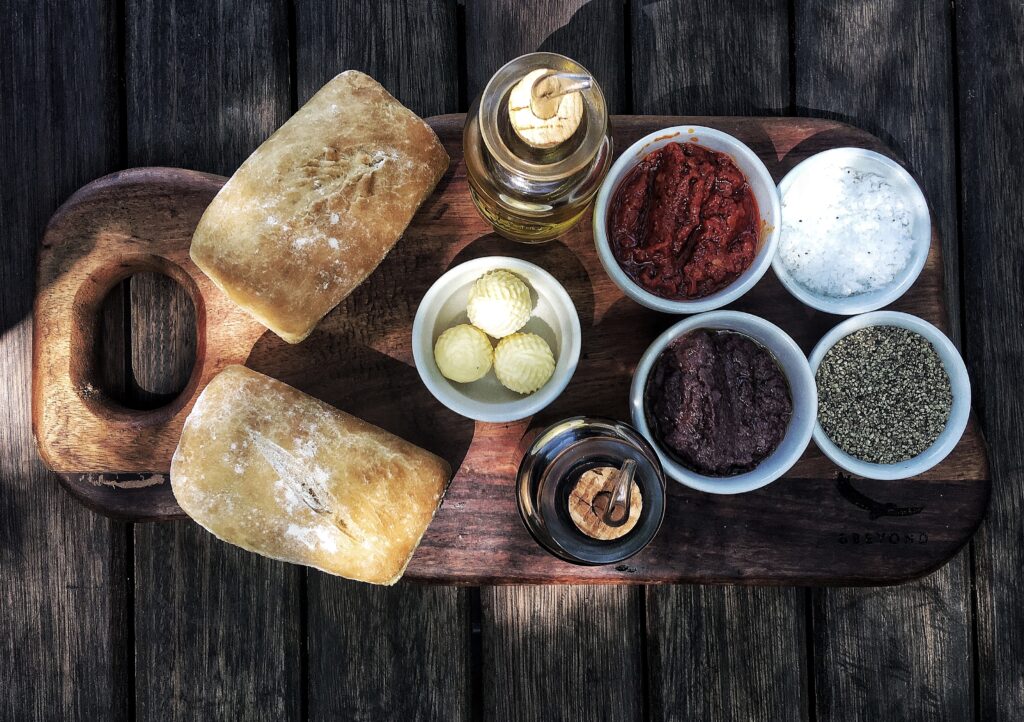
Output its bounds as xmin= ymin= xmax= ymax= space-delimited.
xmin=69 ymin=254 xmax=204 ymax=422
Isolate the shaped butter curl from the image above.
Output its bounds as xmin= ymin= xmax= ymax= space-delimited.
xmin=434 ymin=324 xmax=493 ymax=383
xmin=467 ymin=270 xmax=533 ymax=338
xmin=494 ymin=333 xmax=556 ymax=394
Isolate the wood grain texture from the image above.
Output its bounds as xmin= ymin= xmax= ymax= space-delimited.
xmin=295 ymin=0 xmax=458 ymax=113
xmin=482 ymin=586 xmax=644 ymax=721
xmin=795 ymin=2 xmax=974 ymax=719
xmin=810 ymin=565 xmax=973 ymax=722
xmin=35 ymin=169 xmax=264 ymax=475
xmin=96 ymin=278 xmax=132 ymax=409
xmin=957 ymin=1 xmax=1024 ymax=718
xmin=125 ymin=0 xmax=289 ymax=173
xmin=307 ymin=577 xmax=470 ymax=722
xmin=465 ymin=0 xmax=627 ymax=111
xmin=0 ymin=0 xmax=129 ymax=720
xmin=129 ymin=272 xmax=197 ymax=406
xmin=122 ymin=2 xmax=301 ymax=720
xmin=631 ymin=0 xmax=789 ymax=116
xmin=630 ymin=9 xmax=805 ymax=721
xmin=133 ymin=524 xmax=302 ymax=721
xmin=646 ymin=586 xmax=807 ymax=721
xmin=35 ymin=116 xmax=990 ymax=583
xmin=294 ymin=6 xmax=471 ymax=722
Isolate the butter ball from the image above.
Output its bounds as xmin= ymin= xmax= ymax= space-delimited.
xmin=494 ymin=333 xmax=556 ymax=394
xmin=467 ymin=270 xmax=533 ymax=338
xmin=434 ymin=324 xmax=493 ymax=383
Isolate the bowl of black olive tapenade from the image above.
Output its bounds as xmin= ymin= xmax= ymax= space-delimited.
xmin=629 ymin=311 xmax=818 ymax=494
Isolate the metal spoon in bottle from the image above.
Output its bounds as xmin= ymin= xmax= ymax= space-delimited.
xmin=596 ymin=458 xmax=637 ymax=528
xmin=530 ymin=71 xmax=593 ymax=119
xmin=508 ymin=69 xmax=591 ymax=149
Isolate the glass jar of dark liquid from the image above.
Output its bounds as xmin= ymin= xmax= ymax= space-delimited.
xmin=517 ymin=417 xmax=666 ymax=565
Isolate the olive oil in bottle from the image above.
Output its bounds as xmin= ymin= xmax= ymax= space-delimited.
xmin=464 ymin=52 xmax=612 ymax=243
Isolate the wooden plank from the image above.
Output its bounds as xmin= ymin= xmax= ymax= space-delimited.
xmin=133 ymin=523 xmax=301 ymax=721
xmin=957 ymin=0 xmax=1024 ymax=718
xmin=630 ymin=4 xmax=806 ymax=721
xmin=128 ymin=272 xmax=196 ymax=407
xmin=308 ymin=579 xmax=470 ymax=721
xmin=464 ymin=3 xmax=642 ymax=719
xmin=0 ymin=0 xmax=129 ymax=719
xmin=97 ymin=282 xmax=130 ymax=404
xmin=646 ymin=587 xmax=806 ymax=721
xmin=630 ymin=0 xmax=790 ymax=116
xmin=293 ymin=3 xmax=471 ymax=720
xmin=465 ymin=0 xmax=627 ymax=110
xmin=482 ymin=586 xmax=644 ymax=721
xmin=123 ymin=2 xmax=301 ymax=720
xmin=295 ymin=0 xmax=458 ymax=112
xmin=794 ymin=1 xmax=975 ymax=720
xmin=811 ymin=565 xmax=973 ymax=721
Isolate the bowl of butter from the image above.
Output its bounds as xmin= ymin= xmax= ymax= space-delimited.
xmin=413 ymin=256 xmax=581 ymax=422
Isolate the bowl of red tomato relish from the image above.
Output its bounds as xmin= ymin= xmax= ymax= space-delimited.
xmin=593 ymin=126 xmax=781 ymax=314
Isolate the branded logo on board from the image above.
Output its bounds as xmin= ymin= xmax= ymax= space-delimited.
xmin=837 ymin=532 xmax=929 ymax=545
xmin=833 ymin=474 xmax=928 ymax=545
xmin=836 ymin=474 xmax=923 ymax=519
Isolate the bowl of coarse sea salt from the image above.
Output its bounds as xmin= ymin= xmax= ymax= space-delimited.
xmin=772 ymin=147 xmax=931 ymax=315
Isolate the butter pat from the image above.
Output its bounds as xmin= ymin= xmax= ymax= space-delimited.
xmin=466 ymin=269 xmax=533 ymax=338
xmin=494 ymin=332 xmax=556 ymax=394
xmin=434 ymin=324 xmax=493 ymax=383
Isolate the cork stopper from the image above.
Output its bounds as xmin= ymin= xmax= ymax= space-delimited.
xmin=508 ymin=69 xmax=588 ymax=149
xmin=568 ymin=465 xmax=643 ymax=540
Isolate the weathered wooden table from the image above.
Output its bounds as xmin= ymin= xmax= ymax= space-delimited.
xmin=3 ymin=1 xmax=1021 ymax=720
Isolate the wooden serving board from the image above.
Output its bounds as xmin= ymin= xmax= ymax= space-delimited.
xmin=33 ymin=115 xmax=989 ymax=585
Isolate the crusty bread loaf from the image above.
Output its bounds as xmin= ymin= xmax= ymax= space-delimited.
xmin=190 ymin=70 xmax=449 ymax=343
xmin=170 ymin=365 xmax=451 ymax=585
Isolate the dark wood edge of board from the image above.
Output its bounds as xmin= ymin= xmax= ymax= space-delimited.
xmin=50 ymin=466 xmax=990 ymax=586
xmin=35 ymin=114 xmax=991 ymax=586
xmin=55 ymin=472 xmax=184 ymax=523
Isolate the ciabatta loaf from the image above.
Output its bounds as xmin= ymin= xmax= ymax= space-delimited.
xmin=170 ymin=366 xmax=450 ymax=585
xmin=190 ymin=70 xmax=449 ymax=343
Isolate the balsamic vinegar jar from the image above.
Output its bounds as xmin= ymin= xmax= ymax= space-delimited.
xmin=463 ymin=52 xmax=613 ymax=243
xmin=517 ymin=417 xmax=667 ymax=565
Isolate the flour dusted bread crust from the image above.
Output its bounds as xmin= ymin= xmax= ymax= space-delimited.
xmin=190 ymin=70 xmax=449 ymax=344
xmin=170 ymin=365 xmax=450 ymax=585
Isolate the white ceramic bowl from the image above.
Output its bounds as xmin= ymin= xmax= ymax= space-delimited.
xmin=772 ymin=147 xmax=931 ymax=315
xmin=593 ymin=126 xmax=782 ymax=314
xmin=809 ymin=311 xmax=970 ymax=479
xmin=412 ymin=256 xmax=581 ymax=423
xmin=630 ymin=311 xmax=817 ymax=494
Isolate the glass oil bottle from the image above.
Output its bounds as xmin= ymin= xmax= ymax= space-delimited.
xmin=464 ymin=52 xmax=613 ymax=243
